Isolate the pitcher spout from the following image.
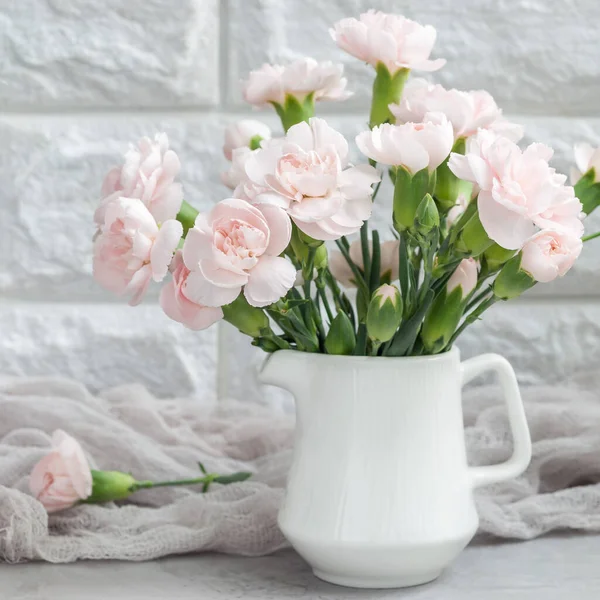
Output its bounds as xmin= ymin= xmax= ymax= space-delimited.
xmin=259 ymin=350 xmax=307 ymax=397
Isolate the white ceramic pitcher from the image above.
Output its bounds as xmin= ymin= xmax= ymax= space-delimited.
xmin=259 ymin=347 xmax=531 ymax=589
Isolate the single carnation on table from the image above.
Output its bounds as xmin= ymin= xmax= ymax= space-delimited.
xmin=29 ymin=431 xmax=251 ymax=514
xmin=90 ymin=8 xmax=599 ymax=358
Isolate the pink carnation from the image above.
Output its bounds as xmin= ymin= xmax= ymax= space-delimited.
xmin=182 ymin=198 xmax=296 ymax=308
xmin=29 ymin=431 xmax=92 ymax=514
xmin=356 ymin=112 xmax=454 ymax=173
xmin=93 ymin=197 xmax=183 ymax=305
xmin=448 ymin=130 xmax=584 ymax=250
xmin=240 ymin=118 xmax=380 ymax=241
xmin=243 ymin=58 xmax=351 ymax=107
xmin=95 ymin=133 xmax=183 ymax=226
xmin=160 ymin=252 xmax=224 ymax=330
xmin=520 ymin=229 xmax=582 ymax=283
xmin=330 ymin=10 xmax=445 ymax=74
xmin=389 ymin=78 xmax=522 ymax=141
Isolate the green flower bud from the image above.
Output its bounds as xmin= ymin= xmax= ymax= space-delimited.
xmin=413 ymin=194 xmax=440 ymax=238
xmin=369 ymin=63 xmax=409 ymax=129
xmin=493 ymin=253 xmax=535 ymax=300
xmin=272 ymin=93 xmax=315 ymax=132
xmin=483 ymin=243 xmax=516 ymax=272
xmin=86 ymin=470 xmax=137 ymax=503
xmin=366 ymin=284 xmax=403 ymax=343
xmin=325 ymin=312 xmax=356 ymax=355
xmin=290 ymin=226 xmax=327 ymax=270
xmin=393 ymin=166 xmax=435 ymax=232
xmin=455 ymin=210 xmax=494 ymax=257
xmin=421 ymin=286 xmax=464 ymax=354
xmin=222 ymin=294 xmax=270 ymax=337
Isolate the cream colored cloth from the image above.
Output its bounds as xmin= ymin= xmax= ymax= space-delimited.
xmin=1 ymin=375 xmax=599 ymax=563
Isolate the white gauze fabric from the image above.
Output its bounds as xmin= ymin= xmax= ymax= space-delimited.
xmin=1 ymin=374 xmax=600 ymax=563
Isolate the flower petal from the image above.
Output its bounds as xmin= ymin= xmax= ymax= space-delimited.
xmin=243 ymin=255 xmax=296 ymax=307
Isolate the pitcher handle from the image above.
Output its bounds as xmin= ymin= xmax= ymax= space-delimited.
xmin=461 ymin=353 xmax=532 ymax=488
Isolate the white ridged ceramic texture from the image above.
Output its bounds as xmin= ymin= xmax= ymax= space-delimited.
xmin=259 ymin=348 xmax=532 ymax=589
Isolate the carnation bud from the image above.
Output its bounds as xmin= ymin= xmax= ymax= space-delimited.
xmin=493 ymin=254 xmax=535 ymax=300
xmin=393 ymin=166 xmax=436 ymax=232
xmin=325 ymin=312 xmax=356 ymax=355
xmin=455 ymin=210 xmax=494 ymax=257
xmin=86 ymin=470 xmax=137 ymax=504
xmin=413 ymin=194 xmax=440 ymax=239
xmin=366 ymin=284 xmax=403 ymax=343
xmin=422 ymin=259 xmax=478 ymax=353
xmin=421 ymin=286 xmax=464 ymax=354
xmin=222 ymin=293 xmax=270 ymax=338
xmin=290 ymin=226 xmax=327 ymax=272
xmin=223 ymin=120 xmax=271 ymax=160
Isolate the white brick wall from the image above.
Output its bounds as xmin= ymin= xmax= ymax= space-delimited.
xmin=1 ymin=0 xmax=599 ymax=407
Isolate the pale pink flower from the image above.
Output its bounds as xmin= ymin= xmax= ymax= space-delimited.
xmin=520 ymin=229 xmax=582 ymax=283
xmin=389 ymin=78 xmax=522 ymax=141
xmin=448 ymin=130 xmax=584 ymax=250
xmin=160 ymin=252 xmax=224 ymax=330
xmin=447 ymin=258 xmax=479 ymax=298
xmin=182 ymin=198 xmax=295 ymax=308
xmin=571 ymin=143 xmax=600 ymax=184
xmin=243 ymin=58 xmax=351 ymax=107
xmin=96 ymin=133 xmax=183 ymax=225
xmin=330 ymin=10 xmax=445 ymax=74
xmin=29 ymin=431 xmax=92 ymax=514
xmin=446 ymin=193 xmax=470 ymax=227
xmin=240 ymin=118 xmax=380 ymax=241
xmin=93 ymin=198 xmax=183 ymax=306
xmin=222 ymin=147 xmax=253 ymax=190
xmin=329 ymin=239 xmax=400 ymax=287
xmin=223 ymin=120 xmax=272 ymax=161
xmin=356 ymin=112 xmax=454 ymax=173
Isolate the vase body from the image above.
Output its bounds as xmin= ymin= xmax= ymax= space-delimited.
xmin=259 ymin=348 xmax=531 ymax=589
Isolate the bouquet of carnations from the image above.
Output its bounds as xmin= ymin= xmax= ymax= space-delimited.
xmin=92 ymin=10 xmax=600 ymax=357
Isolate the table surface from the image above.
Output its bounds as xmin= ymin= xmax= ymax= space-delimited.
xmin=2 ymin=534 xmax=598 ymax=600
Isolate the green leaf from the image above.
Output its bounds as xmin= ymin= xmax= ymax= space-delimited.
xmin=398 ymin=234 xmax=410 ymax=316
xmin=325 ymin=312 xmax=356 ymax=355
xmin=385 ymin=290 xmax=435 ymax=356
xmin=198 ymin=462 xmax=207 ymax=475
xmin=369 ymin=230 xmax=381 ymax=294
xmin=213 ymin=472 xmax=252 ymax=485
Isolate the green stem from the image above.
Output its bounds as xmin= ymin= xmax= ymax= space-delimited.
xmin=465 ymin=286 xmax=493 ymax=313
xmin=583 ymin=231 xmax=600 ymax=242
xmin=448 ymin=296 xmax=497 ymax=347
xmin=360 ymin=223 xmax=371 ymax=286
xmin=335 ymin=239 xmax=370 ymax=300
xmin=316 ymin=273 xmax=335 ymax=323
xmin=133 ymin=476 xmax=214 ymax=490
